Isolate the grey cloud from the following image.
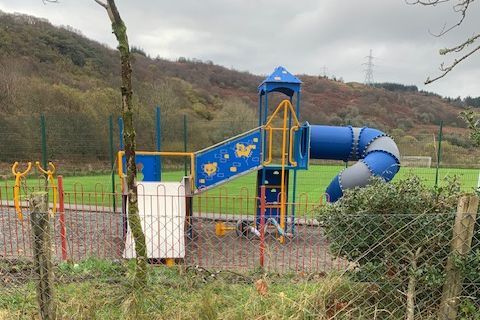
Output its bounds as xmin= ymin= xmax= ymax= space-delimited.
xmin=0 ymin=0 xmax=478 ymax=97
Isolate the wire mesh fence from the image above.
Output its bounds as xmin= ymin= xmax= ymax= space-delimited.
xmin=1 ymin=112 xmax=480 ymax=318
xmin=0 ymin=179 xmax=478 ymax=319
xmin=1 ymin=113 xmax=478 ymax=199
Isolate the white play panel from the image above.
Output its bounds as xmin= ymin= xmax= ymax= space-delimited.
xmin=123 ymin=180 xmax=186 ymax=259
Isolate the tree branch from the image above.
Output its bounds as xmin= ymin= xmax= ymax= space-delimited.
xmin=407 ymin=0 xmax=474 ymax=36
xmin=94 ymin=0 xmax=114 ymax=22
xmin=93 ymin=0 xmax=107 ymax=9
xmin=406 ymin=0 xmax=453 ymax=7
xmin=440 ymin=33 xmax=480 ymax=54
xmin=436 ymin=0 xmax=472 ymax=36
xmin=425 ymin=43 xmax=480 ymax=84
xmin=406 ymin=0 xmax=478 ymax=83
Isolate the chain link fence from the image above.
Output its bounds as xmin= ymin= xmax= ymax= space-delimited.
xmin=1 ymin=114 xmax=478 ymax=200
xmin=0 ymin=178 xmax=479 ymax=319
xmin=1 ymin=112 xmax=480 ymax=318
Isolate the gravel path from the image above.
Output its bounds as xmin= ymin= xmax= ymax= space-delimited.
xmin=0 ymin=206 xmax=346 ymax=273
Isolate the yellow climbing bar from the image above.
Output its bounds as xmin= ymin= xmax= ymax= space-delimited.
xmin=279 ymin=101 xmax=289 ymax=244
xmin=264 ymin=125 xmax=274 ymax=165
xmin=11 ymin=161 xmax=32 ymax=220
xmin=262 ymin=99 xmax=301 ymax=244
xmin=264 ymin=99 xmax=300 ymax=128
xmin=35 ymin=161 xmax=58 ymax=216
xmin=289 ymin=126 xmax=299 ymax=167
xmin=263 ymin=100 xmax=300 ymax=168
xmin=117 ymin=151 xmax=125 ymax=179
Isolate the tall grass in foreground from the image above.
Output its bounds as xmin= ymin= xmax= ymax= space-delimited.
xmin=1 ymin=258 xmax=479 ymax=319
xmin=0 ymin=258 xmax=396 ymax=319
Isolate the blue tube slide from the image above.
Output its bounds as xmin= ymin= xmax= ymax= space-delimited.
xmin=310 ymin=125 xmax=401 ymax=202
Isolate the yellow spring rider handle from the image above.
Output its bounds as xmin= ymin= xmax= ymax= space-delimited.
xmin=35 ymin=161 xmax=58 ymax=216
xmin=12 ymin=162 xmax=32 ymax=220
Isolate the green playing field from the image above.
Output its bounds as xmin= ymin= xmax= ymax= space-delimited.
xmin=2 ymin=164 xmax=478 ymax=214
xmin=56 ymin=164 xmax=478 ymax=196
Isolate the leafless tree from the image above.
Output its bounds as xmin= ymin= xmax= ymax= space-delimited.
xmin=408 ymin=1 xmax=480 ymax=149
xmin=407 ymin=0 xmax=478 ymax=84
xmin=93 ymin=0 xmax=148 ymax=288
xmin=211 ymin=98 xmax=257 ymax=142
xmin=0 ymin=58 xmax=22 ymax=112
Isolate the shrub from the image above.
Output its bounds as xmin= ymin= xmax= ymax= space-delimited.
xmin=320 ymin=176 xmax=479 ymax=315
xmin=461 ymin=109 xmax=480 ymax=147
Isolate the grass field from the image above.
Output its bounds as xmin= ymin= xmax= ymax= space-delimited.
xmin=59 ymin=164 xmax=478 ymax=195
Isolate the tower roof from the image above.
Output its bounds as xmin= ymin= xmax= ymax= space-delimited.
xmin=258 ymin=66 xmax=301 ymax=97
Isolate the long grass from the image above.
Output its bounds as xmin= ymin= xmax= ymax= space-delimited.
xmin=3 ymin=258 xmax=476 ymax=319
xmin=0 ymin=258 xmax=386 ymax=320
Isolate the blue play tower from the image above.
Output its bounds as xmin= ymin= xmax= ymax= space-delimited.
xmin=118 ymin=66 xmax=401 ymax=239
xmin=255 ymin=66 xmax=400 ymax=205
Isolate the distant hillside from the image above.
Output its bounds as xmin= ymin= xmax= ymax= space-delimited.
xmin=0 ymin=11 xmax=475 ymax=167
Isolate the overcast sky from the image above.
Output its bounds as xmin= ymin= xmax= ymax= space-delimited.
xmin=1 ymin=0 xmax=478 ymax=98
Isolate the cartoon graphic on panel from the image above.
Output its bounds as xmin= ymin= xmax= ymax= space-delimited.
xmin=195 ymin=130 xmax=262 ymax=191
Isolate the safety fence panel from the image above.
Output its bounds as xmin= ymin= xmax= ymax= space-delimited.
xmin=0 ymin=181 xmax=479 ymax=319
xmin=0 ymin=182 xmax=339 ymax=273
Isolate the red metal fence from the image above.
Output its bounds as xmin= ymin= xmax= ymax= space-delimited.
xmin=0 ymin=177 xmax=349 ymax=273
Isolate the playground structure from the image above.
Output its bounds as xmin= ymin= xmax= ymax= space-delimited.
xmin=116 ymin=66 xmax=401 ymax=260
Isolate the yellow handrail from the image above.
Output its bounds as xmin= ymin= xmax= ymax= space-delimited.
xmin=289 ymin=126 xmax=299 ymax=167
xmin=117 ymin=150 xmax=196 ymax=189
xmin=263 ymin=100 xmax=301 ymax=168
xmin=278 ymin=100 xmax=289 ymax=244
xmin=11 ymin=162 xmax=32 ymax=220
xmin=264 ymin=100 xmax=300 ymax=128
xmin=35 ymin=161 xmax=57 ymax=216
xmin=261 ymin=99 xmax=301 ymax=243
xmin=117 ymin=151 xmax=125 ymax=179
xmin=264 ymin=126 xmax=274 ymax=165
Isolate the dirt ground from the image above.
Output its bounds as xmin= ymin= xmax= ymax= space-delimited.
xmin=0 ymin=207 xmax=346 ymax=274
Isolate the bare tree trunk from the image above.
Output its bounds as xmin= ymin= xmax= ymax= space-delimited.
xmin=95 ymin=0 xmax=147 ymax=288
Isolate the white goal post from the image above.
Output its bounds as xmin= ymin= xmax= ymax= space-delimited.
xmin=477 ymin=170 xmax=480 ymax=191
xmin=400 ymin=156 xmax=432 ymax=168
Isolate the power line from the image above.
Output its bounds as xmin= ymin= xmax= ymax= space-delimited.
xmin=363 ymin=49 xmax=375 ymax=86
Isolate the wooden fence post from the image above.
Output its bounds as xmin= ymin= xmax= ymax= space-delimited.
xmin=30 ymin=191 xmax=56 ymax=320
xmin=438 ymin=195 xmax=479 ymax=320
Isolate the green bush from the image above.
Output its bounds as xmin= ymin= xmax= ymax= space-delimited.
xmin=461 ymin=109 xmax=480 ymax=147
xmin=320 ymin=176 xmax=480 ymax=315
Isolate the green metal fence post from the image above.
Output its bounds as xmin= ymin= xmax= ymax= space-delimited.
xmin=40 ymin=114 xmax=47 ymax=169
xmin=183 ymin=114 xmax=188 ymax=176
xmin=435 ymin=121 xmax=443 ymax=188
xmin=109 ymin=115 xmax=116 ymax=212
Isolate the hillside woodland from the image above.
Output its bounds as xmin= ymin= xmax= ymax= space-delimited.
xmin=0 ymin=11 xmax=478 ymax=171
